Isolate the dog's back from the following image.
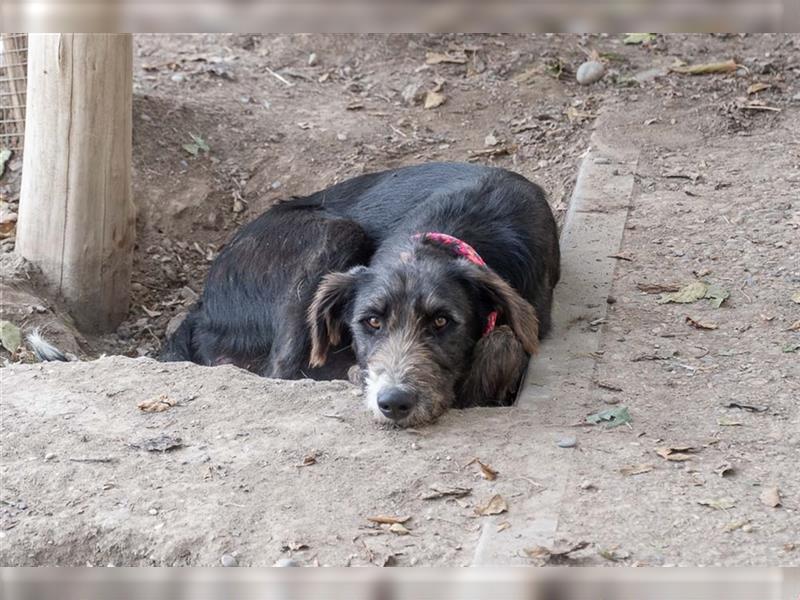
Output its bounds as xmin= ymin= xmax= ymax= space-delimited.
xmin=161 ymin=162 xmax=559 ymax=376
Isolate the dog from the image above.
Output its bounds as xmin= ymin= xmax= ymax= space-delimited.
xmin=161 ymin=162 xmax=560 ymax=426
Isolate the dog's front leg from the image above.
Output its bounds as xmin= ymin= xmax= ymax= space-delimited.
xmin=457 ymin=325 xmax=529 ymax=408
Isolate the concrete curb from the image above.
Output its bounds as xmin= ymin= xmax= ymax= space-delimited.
xmin=470 ymin=135 xmax=639 ymax=565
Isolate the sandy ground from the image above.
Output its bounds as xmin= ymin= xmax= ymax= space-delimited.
xmin=1 ymin=34 xmax=799 ymax=566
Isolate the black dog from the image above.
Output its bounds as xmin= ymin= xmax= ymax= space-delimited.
xmin=162 ymin=162 xmax=560 ymax=426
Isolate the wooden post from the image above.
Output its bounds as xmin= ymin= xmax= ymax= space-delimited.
xmin=16 ymin=34 xmax=134 ymax=333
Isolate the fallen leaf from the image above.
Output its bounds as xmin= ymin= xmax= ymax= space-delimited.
xmin=747 ymin=82 xmax=771 ymax=94
xmin=760 ymin=487 xmax=781 ymax=508
xmin=783 ymin=342 xmax=800 ymax=354
xmin=620 ymin=464 xmax=654 ymax=476
xmin=367 ymin=515 xmax=410 ymax=525
xmin=131 ymin=434 xmax=183 ymax=452
xmin=670 ymin=59 xmax=740 ymax=75
xmin=725 ymin=401 xmax=768 ymax=413
xmin=424 ymin=91 xmax=446 ymax=109
xmin=656 ymin=445 xmax=699 ymax=462
xmin=637 ymin=282 xmax=682 ymax=294
xmin=686 ymin=316 xmax=718 ymax=330
xmin=724 ymin=519 xmax=750 ymax=532
xmin=421 ymin=485 xmax=472 ymax=500
xmin=496 ymin=521 xmax=511 ymax=532
xmin=475 ymin=494 xmax=508 ymax=516
xmin=705 ymin=284 xmax=730 ymax=308
xmin=466 ymin=458 xmax=498 ymax=481
xmin=586 ymin=406 xmax=631 ymax=428
xmin=698 ymin=498 xmax=736 ymax=510
xmin=623 ymin=33 xmax=656 ymax=45
xmin=657 ymin=281 xmax=708 ymax=304
xmin=524 ymin=540 xmax=589 ymax=564
xmin=141 ymin=305 xmax=162 ymax=318
xmin=714 ymin=463 xmax=735 ymax=477
xmin=298 ymin=454 xmax=318 ymax=467
xmin=0 ymin=320 xmax=22 ymax=353
xmin=0 ymin=148 xmax=11 ymax=179
xmin=137 ymin=394 xmax=177 ymax=413
xmin=787 ymin=320 xmax=800 ymax=332
xmin=599 ymin=546 xmax=631 ymax=562
xmin=425 ymin=51 xmax=467 ymax=65
xmin=389 ymin=523 xmax=411 ymax=535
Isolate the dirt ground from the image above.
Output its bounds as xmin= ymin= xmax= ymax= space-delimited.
xmin=1 ymin=33 xmax=799 ymax=566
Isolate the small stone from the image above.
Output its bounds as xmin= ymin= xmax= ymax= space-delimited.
xmin=274 ymin=557 xmax=300 ymax=567
xmin=401 ymin=82 xmax=424 ymax=105
xmin=576 ymin=61 xmax=605 ymax=85
xmin=44 ymin=452 xmax=56 ymax=461
xmin=148 ymin=508 xmax=158 ymax=516
xmin=308 ymin=53 xmax=318 ymax=66
xmin=579 ymin=480 xmax=596 ymax=490
xmin=221 ymin=553 xmax=238 ymax=567
xmin=336 ymin=132 xmax=348 ymax=141
xmin=170 ymin=73 xmax=185 ymax=83
xmin=557 ymin=436 xmax=577 ymax=448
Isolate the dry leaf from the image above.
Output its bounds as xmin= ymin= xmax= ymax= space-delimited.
xmin=467 ymin=458 xmax=498 ymax=481
xmin=724 ymin=519 xmax=750 ymax=532
xmin=760 ymin=487 xmax=781 ymax=508
xmin=747 ymin=82 xmax=771 ymax=94
xmin=524 ymin=540 xmax=589 ymax=563
xmin=620 ymin=464 xmax=654 ymax=476
xmin=717 ymin=417 xmax=742 ymax=427
xmin=656 ymin=445 xmax=698 ymax=462
xmin=367 ymin=515 xmax=410 ymax=525
xmin=424 ymin=91 xmax=446 ymax=109
xmin=421 ymin=485 xmax=472 ymax=500
xmin=298 ymin=454 xmax=318 ymax=467
xmin=787 ymin=320 xmax=800 ymax=332
xmin=389 ymin=523 xmax=411 ymax=535
xmin=496 ymin=521 xmax=511 ymax=532
xmin=637 ymin=282 xmax=682 ymax=294
xmin=425 ymin=51 xmax=467 ymax=65
xmin=476 ymin=494 xmax=508 ymax=516
xmin=657 ymin=281 xmax=708 ymax=304
xmin=686 ymin=316 xmax=718 ymax=330
xmin=137 ymin=394 xmax=177 ymax=413
xmin=698 ymin=498 xmax=736 ymax=510
xmin=714 ymin=463 xmax=735 ymax=477
xmin=670 ymin=59 xmax=740 ymax=75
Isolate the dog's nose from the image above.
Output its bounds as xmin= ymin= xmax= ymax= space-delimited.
xmin=377 ymin=387 xmax=416 ymax=421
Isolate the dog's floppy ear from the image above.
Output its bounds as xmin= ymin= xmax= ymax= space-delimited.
xmin=307 ymin=266 xmax=366 ymax=367
xmin=458 ymin=325 xmax=528 ymax=407
xmin=460 ymin=263 xmax=540 ymax=354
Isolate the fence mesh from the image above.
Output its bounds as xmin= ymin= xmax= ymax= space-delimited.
xmin=0 ymin=33 xmax=27 ymax=153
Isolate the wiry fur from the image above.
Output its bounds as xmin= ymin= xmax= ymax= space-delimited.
xmin=161 ymin=162 xmax=560 ymax=426
xmin=26 ymin=329 xmax=69 ymax=362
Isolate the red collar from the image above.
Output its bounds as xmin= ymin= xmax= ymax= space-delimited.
xmin=413 ymin=232 xmax=498 ymax=336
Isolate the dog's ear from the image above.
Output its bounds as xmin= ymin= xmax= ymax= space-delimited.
xmin=308 ymin=266 xmax=366 ymax=367
xmin=460 ymin=263 xmax=539 ymax=354
xmin=458 ymin=325 xmax=528 ymax=407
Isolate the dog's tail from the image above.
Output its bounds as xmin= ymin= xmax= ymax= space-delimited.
xmin=159 ymin=307 xmax=200 ymax=362
xmin=27 ymin=329 xmax=69 ymax=362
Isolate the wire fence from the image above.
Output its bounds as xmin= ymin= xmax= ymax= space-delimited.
xmin=0 ymin=33 xmax=27 ymax=153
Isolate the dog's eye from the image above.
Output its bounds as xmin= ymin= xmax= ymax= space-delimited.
xmin=365 ymin=316 xmax=382 ymax=330
xmin=433 ymin=316 xmax=449 ymax=330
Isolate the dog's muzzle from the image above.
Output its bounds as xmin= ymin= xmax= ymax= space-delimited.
xmin=376 ymin=386 xmax=417 ymax=421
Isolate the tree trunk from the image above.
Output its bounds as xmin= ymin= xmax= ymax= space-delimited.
xmin=16 ymin=33 xmax=134 ymax=333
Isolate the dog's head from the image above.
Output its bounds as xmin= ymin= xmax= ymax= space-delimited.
xmin=308 ymin=237 xmax=539 ymax=427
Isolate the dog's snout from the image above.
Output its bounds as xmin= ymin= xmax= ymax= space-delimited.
xmin=377 ymin=387 xmax=416 ymax=421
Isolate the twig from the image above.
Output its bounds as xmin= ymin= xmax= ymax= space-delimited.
xmin=266 ymin=67 xmax=293 ymax=87
xmin=69 ymin=457 xmax=117 ymax=463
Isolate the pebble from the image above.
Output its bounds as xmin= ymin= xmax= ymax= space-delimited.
xmin=308 ymin=53 xmax=318 ymax=67
xmin=44 ymin=452 xmax=56 ymax=461
xmin=274 ymin=557 xmax=300 ymax=567
xmin=221 ymin=553 xmax=238 ymax=567
xmin=576 ymin=61 xmax=605 ymax=85
xmin=556 ymin=436 xmax=577 ymax=448
xmin=148 ymin=508 xmax=158 ymax=516
xmin=170 ymin=73 xmax=185 ymax=83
